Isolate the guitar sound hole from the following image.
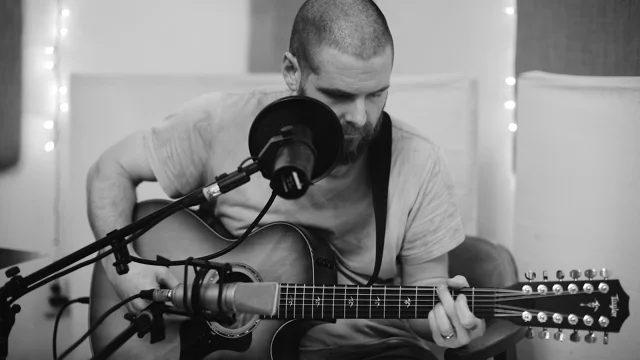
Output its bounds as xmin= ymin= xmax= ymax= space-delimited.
xmin=207 ymin=267 xmax=263 ymax=338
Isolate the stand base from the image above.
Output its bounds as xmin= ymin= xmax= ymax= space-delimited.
xmin=91 ymin=303 xmax=165 ymax=360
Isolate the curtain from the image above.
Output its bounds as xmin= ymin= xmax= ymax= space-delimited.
xmin=0 ymin=0 xmax=22 ymax=172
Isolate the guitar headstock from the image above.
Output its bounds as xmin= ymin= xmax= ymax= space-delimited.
xmin=499 ymin=268 xmax=629 ymax=344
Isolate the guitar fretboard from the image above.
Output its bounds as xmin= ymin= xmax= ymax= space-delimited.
xmin=265 ymin=283 xmax=495 ymax=320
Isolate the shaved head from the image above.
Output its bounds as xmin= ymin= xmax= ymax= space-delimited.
xmin=289 ymin=0 xmax=394 ymax=78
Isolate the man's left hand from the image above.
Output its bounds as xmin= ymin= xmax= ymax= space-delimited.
xmin=427 ymin=275 xmax=486 ymax=348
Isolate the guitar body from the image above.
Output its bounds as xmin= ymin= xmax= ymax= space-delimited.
xmin=89 ymin=200 xmax=337 ymax=360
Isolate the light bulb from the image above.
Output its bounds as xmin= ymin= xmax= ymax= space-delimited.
xmin=58 ymin=86 xmax=68 ymax=94
xmin=45 ymin=61 xmax=55 ymax=69
xmin=60 ymin=103 xmax=69 ymax=112
xmin=44 ymin=142 xmax=56 ymax=152
xmin=505 ymin=77 xmax=516 ymax=86
xmin=508 ymin=123 xmax=518 ymax=132
xmin=61 ymin=9 xmax=70 ymax=17
xmin=43 ymin=121 xmax=55 ymax=129
xmin=45 ymin=46 xmax=55 ymax=54
xmin=504 ymin=100 xmax=516 ymax=110
xmin=504 ymin=7 xmax=515 ymax=15
xmin=60 ymin=28 xmax=68 ymax=36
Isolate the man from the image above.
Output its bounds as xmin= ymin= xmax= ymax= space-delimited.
xmin=86 ymin=0 xmax=485 ymax=358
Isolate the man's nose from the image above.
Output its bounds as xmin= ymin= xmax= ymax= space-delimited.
xmin=343 ymin=98 xmax=367 ymax=127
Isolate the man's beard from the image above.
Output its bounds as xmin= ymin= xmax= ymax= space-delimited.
xmin=298 ymin=85 xmax=385 ymax=166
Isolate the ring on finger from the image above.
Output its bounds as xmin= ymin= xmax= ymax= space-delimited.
xmin=442 ymin=331 xmax=456 ymax=340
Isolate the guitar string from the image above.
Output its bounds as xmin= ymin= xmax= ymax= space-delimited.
xmin=277 ymin=285 xmax=574 ymax=295
xmin=496 ymin=304 xmax=581 ymax=319
xmin=279 ymin=284 xmax=520 ymax=292
xmin=276 ymin=286 xmax=590 ymax=298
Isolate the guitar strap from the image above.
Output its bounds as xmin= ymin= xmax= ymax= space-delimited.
xmin=364 ymin=111 xmax=392 ymax=286
xmin=336 ymin=112 xmax=391 ymax=287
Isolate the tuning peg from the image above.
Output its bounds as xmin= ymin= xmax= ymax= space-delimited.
xmin=525 ymin=271 xmax=536 ymax=282
xmin=525 ymin=327 xmax=535 ymax=339
xmin=553 ymin=329 xmax=565 ymax=341
xmin=570 ymin=330 xmax=580 ymax=343
xmin=542 ymin=271 xmax=548 ymax=281
xmin=570 ymin=269 xmax=581 ymax=280
xmin=585 ymin=331 xmax=597 ymax=344
xmin=538 ymin=328 xmax=550 ymax=339
xmin=556 ymin=270 xmax=565 ymax=281
xmin=584 ymin=269 xmax=596 ymax=280
xmin=603 ymin=332 xmax=609 ymax=345
xmin=600 ymin=268 xmax=610 ymax=279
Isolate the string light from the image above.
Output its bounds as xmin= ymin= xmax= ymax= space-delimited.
xmin=45 ymin=0 xmax=69 ymax=292
xmin=44 ymin=141 xmax=56 ymax=152
xmin=504 ymin=3 xmax=517 ymax=132
xmin=44 ymin=1 xmax=70 ymax=151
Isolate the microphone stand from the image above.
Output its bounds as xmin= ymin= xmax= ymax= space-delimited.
xmin=90 ymin=302 xmax=167 ymax=360
xmin=0 ymin=161 xmax=260 ymax=360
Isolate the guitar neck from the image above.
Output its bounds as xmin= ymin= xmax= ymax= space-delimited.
xmin=268 ymin=283 xmax=495 ymax=320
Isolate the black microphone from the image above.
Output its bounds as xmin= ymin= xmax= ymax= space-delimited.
xmin=142 ymin=282 xmax=280 ymax=316
xmin=248 ymin=96 xmax=344 ymax=199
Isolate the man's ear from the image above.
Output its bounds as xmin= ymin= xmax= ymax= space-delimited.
xmin=282 ymin=52 xmax=302 ymax=92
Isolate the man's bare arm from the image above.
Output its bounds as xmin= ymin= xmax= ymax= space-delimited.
xmin=86 ymin=130 xmax=156 ymax=278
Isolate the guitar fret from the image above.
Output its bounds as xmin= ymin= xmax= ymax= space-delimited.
xmin=398 ymin=286 xmax=401 ymax=318
xmin=343 ymin=285 xmax=347 ymax=318
xmin=332 ymin=285 xmax=336 ymax=318
xmin=284 ymin=285 xmax=289 ymax=319
xmin=383 ymin=286 xmax=387 ymax=318
xmin=356 ymin=286 xmax=359 ymax=319
xmin=322 ymin=285 xmax=325 ymax=318
xmin=415 ymin=287 xmax=418 ymax=318
xmin=431 ymin=286 xmax=436 ymax=309
xmin=472 ymin=287 xmax=475 ymax=314
xmin=277 ymin=284 xmax=281 ymax=319
xmin=369 ymin=286 xmax=373 ymax=318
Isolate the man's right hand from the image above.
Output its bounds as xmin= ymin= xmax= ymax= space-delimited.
xmin=107 ymin=261 xmax=181 ymax=313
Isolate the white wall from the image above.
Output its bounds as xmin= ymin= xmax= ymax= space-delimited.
xmin=6 ymin=0 xmax=516 ymax=358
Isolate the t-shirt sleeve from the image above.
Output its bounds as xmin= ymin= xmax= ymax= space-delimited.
xmin=400 ymin=145 xmax=466 ymax=265
xmin=142 ymin=92 xmax=221 ymax=198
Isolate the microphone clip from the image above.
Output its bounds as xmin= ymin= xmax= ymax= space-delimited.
xmin=186 ymin=259 xmax=235 ymax=326
xmin=107 ymin=230 xmax=131 ymax=275
xmin=123 ymin=302 xmax=167 ymax=344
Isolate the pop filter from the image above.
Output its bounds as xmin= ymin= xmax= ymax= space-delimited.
xmin=248 ymin=95 xmax=344 ymax=199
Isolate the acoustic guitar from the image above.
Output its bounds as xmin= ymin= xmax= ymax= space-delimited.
xmin=89 ymin=200 xmax=630 ymax=359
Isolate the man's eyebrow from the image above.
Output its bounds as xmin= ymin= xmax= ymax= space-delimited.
xmin=317 ymin=85 xmax=390 ymax=97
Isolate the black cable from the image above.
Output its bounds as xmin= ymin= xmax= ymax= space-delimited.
xmin=129 ymin=189 xmax=277 ymax=266
xmin=56 ymin=293 xmax=142 ymax=360
xmin=53 ymin=297 xmax=90 ymax=360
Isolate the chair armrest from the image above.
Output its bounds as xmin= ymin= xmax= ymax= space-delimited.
xmin=443 ymin=320 xmax=527 ymax=360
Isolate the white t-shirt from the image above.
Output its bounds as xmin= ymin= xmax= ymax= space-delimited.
xmin=142 ymin=88 xmax=465 ymax=353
